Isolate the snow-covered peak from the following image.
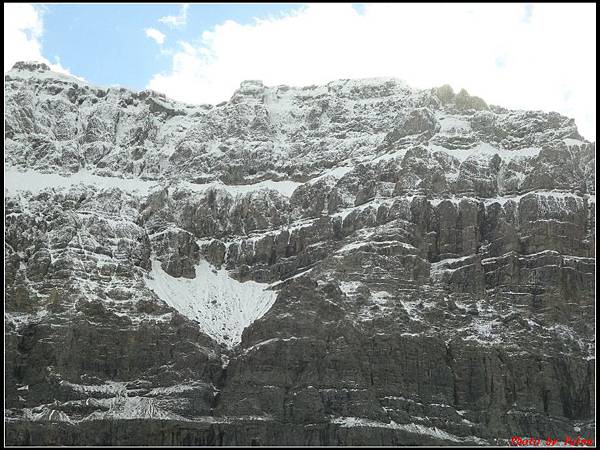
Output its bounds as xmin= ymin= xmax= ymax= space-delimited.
xmin=10 ymin=61 xmax=52 ymax=72
xmin=6 ymin=60 xmax=86 ymax=85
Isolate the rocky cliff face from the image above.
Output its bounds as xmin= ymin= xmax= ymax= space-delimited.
xmin=4 ymin=61 xmax=595 ymax=445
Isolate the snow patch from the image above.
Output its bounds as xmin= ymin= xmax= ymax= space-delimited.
xmin=330 ymin=416 xmax=485 ymax=443
xmin=182 ymin=179 xmax=301 ymax=198
xmin=483 ymin=190 xmax=583 ymax=207
xmin=269 ymin=267 xmax=314 ymax=289
xmin=337 ymin=240 xmax=416 ymax=254
xmin=430 ymin=196 xmax=474 ymax=207
xmin=369 ymin=148 xmax=409 ymax=164
xmin=5 ymin=167 xmax=159 ymax=196
xmin=85 ymin=396 xmax=188 ymax=421
xmin=563 ymin=138 xmax=585 ymax=147
xmin=339 ymin=281 xmax=362 ymax=295
xmin=242 ymin=336 xmax=300 ymax=355
xmin=430 ymin=255 xmax=475 ymax=281
xmin=437 ymin=115 xmax=471 ymax=133
xmin=7 ymin=64 xmax=87 ymax=85
xmin=332 ymin=197 xmax=394 ymax=221
xmin=308 ymin=165 xmax=354 ymax=184
xmin=429 ymin=142 xmax=541 ymax=163
xmin=144 ymin=258 xmax=277 ymax=348
xmin=60 ymin=380 xmax=127 ymax=396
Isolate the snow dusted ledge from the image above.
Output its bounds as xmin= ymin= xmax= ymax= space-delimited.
xmin=4 ymin=167 xmax=301 ymax=198
xmin=4 ymin=167 xmax=160 ymax=196
xmin=330 ymin=417 xmax=489 ymax=444
xmin=144 ymin=258 xmax=277 ymax=348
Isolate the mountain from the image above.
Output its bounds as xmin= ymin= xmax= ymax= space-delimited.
xmin=4 ymin=61 xmax=595 ymax=446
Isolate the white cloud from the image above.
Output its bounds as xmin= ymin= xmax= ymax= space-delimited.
xmin=4 ymin=3 xmax=78 ymax=77
xmin=158 ymin=3 xmax=189 ymax=28
xmin=4 ymin=3 xmax=43 ymax=72
xmin=148 ymin=4 xmax=596 ymax=140
xmin=145 ymin=27 xmax=166 ymax=45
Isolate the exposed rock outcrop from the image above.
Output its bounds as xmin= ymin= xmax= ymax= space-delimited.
xmin=4 ymin=62 xmax=595 ymax=446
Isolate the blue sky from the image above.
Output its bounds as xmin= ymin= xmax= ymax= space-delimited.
xmin=4 ymin=3 xmax=596 ymax=140
xmin=39 ymin=3 xmax=304 ymax=90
